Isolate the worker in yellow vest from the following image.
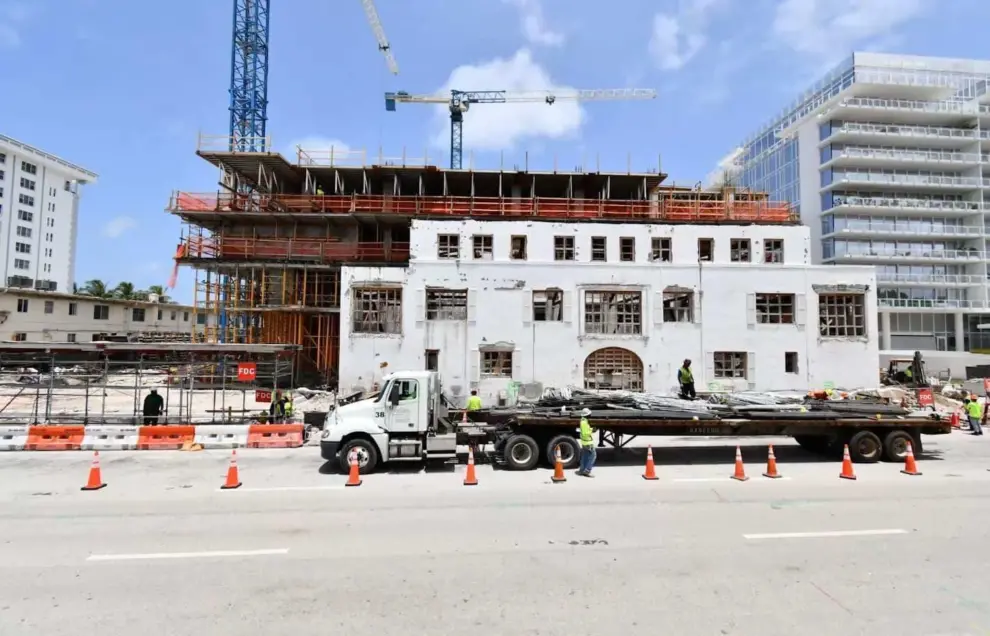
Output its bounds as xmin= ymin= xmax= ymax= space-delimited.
xmin=466 ymin=390 xmax=482 ymax=411
xmin=283 ymin=394 xmax=295 ymax=422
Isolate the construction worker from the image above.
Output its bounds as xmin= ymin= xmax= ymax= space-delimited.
xmin=678 ymin=359 xmax=696 ymax=400
xmin=466 ymin=389 xmax=482 ymax=411
xmin=269 ymin=390 xmax=285 ymax=423
xmin=315 ymin=185 xmax=324 ymax=196
xmin=577 ymin=408 xmax=596 ymax=477
xmin=142 ymin=389 xmax=164 ymax=425
xmin=283 ymin=394 xmax=295 ymax=422
xmin=966 ymin=396 xmax=984 ymax=436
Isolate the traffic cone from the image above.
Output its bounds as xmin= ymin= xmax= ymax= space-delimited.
xmin=839 ymin=444 xmax=857 ymax=480
xmin=81 ymin=450 xmax=106 ymax=491
xmin=463 ymin=446 xmax=479 ymax=486
xmin=730 ymin=445 xmax=748 ymax=481
xmin=551 ymin=445 xmax=566 ymax=483
xmin=950 ymin=412 xmax=961 ymax=429
xmin=642 ymin=445 xmax=658 ymax=481
xmin=220 ymin=449 xmax=242 ymax=490
xmin=462 ymin=409 xmax=468 ymax=425
xmin=345 ymin=449 xmax=362 ymax=487
xmin=900 ymin=441 xmax=922 ymax=476
xmin=762 ymin=445 xmax=782 ymax=479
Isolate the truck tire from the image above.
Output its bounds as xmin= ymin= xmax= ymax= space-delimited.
xmin=882 ymin=430 xmax=915 ymax=463
xmin=546 ymin=435 xmax=580 ymax=470
xmin=793 ymin=434 xmax=833 ymax=454
xmin=503 ymin=434 xmax=540 ymax=471
xmin=338 ymin=438 xmax=379 ymax=474
xmin=847 ymin=430 xmax=883 ymax=464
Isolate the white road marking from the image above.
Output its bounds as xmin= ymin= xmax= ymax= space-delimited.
xmin=217 ymin=485 xmax=340 ymax=493
xmin=673 ymin=477 xmax=793 ymax=483
xmin=87 ymin=548 xmax=289 ymax=562
xmin=742 ymin=529 xmax=909 ymax=540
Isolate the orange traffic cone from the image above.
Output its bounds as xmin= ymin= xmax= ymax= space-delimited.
xmin=345 ymin=449 xmax=362 ymax=487
xmin=642 ymin=445 xmax=658 ymax=481
xmin=730 ymin=445 xmax=748 ymax=481
xmin=81 ymin=451 xmax=106 ymax=491
xmin=762 ymin=445 xmax=781 ymax=479
xmin=463 ymin=446 xmax=479 ymax=486
xmin=221 ymin=449 xmax=242 ymax=489
xmin=900 ymin=441 xmax=922 ymax=476
xmin=839 ymin=444 xmax=857 ymax=480
xmin=551 ymin=445 xmax=566 ymax=483
xmin=462 ymin=409 xmax=468 ymax=425
xmin=950 ymin=412 xmax=961 ymax=429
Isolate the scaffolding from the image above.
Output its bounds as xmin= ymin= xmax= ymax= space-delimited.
xmin=0 ymin=343 xmax=298 ymax=425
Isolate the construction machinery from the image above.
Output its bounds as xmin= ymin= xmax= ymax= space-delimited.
xmin=385 ymin=88 xmax=658 ymax=169
xmin=882 ymin=351 xmax=930 ymax=388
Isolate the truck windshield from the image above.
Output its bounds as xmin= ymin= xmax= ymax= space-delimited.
xmin=374 ymin=381 xmax=390 ymax=403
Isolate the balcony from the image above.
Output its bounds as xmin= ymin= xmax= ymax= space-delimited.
xmin=824 ymin=147 xmax=982 ymax=170
xmin=876 ymin=273 xmax=984 ymax=286
xmin=827 ymin=196 xmax=990 ymax=217
xmin=177 ymin=237 xmax=410 ymax=264
xmin=825 ymin=222 xmax=985 ymax=240
xmin=824 ymin=172 xmax=990 ymax=192
xmin=833 ymin=98 xmax=979 ymax=126
xmin=825 ymin=248 xmax=986 ymax=265
xmin=879 ymin=298 xmax=989 ymax=310
xmin=824 ymin=122 xmax=979 ymax=149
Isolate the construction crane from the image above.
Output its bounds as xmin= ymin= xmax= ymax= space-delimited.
xmin=227 ymin=0 xmax=398 ymax=153
xmin=384 ymin=88 xmax=658 ymax=169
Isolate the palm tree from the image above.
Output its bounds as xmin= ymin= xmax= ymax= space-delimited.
xmin=113 ymin=281 xmax=138 ymax=300
xmin=79 ymin=279 xmax=112 ymax=298
xmin=146 ymin=284 xmax=172 ymax=303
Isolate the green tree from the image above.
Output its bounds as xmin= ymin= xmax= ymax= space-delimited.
xmin=79 ymin=279 xmax=112 ymax=298
xmin=113 ymin=281 xmax=138 ymax=300
xmin=145 ymin=284 xmax=173 ymax=303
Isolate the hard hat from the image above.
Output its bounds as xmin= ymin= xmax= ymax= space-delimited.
xmin=580 ymin=408 xmax=591 ymax=417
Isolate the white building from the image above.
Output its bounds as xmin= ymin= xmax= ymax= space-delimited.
xmin=336 ymin=220 xmax=879 ymax=403
xmin=0 ymin=289 xmax=204 ymax=343
xmin=722 ymin=53 xmax=990 ymax=371
xmin=0 ymin=134 xmax=97 ymax=295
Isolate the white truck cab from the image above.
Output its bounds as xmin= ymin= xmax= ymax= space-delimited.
xmin=320 ymin=370 xmax=458 ymax=473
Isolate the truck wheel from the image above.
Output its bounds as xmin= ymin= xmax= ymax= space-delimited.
xmin=338 ymin=438 xmax=379 ymax=474
xmin=503 ymin=434 xmax=540 ymax=471
xmin=793 ymin=434 xmax=833 ymax=454
xmin=882 ymin=430 xmax=915 ymax=463
xmin=546 ymin=435 xmax=580 ymax=470
xmin=847 ymin=431 xmax=883 ymax=464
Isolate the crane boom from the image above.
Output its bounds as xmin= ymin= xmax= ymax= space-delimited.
xmin=360 ymin=0 xmax=399 ymax=75
xmin=384 ymin=88 xmax=657 ymax=169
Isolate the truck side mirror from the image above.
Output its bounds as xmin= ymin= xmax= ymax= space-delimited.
xmin=389 ymin=386 xmax=401 ymax=406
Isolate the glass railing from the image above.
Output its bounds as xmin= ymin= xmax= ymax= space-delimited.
xmin=842 ymin=97 xmax=977 ymax=116
xmin=831 ymin=224 xmax=985 ymax=236
xmin=833 ymin=122 xmax=978 ymax=140
xmin=832 ymin=248 xmax=985 ymax=260
xmin=878 ymin=298 xmax=987 ymax=309
xmin=830 ymin=196 xmax=990 ymax=212
xmin=833 ymin=147 xmax=981 ymax=163
xmin=835 ymin=172 xmax=989 ymax=187
xmin=876 ymin=273 xmax=984 ymax=285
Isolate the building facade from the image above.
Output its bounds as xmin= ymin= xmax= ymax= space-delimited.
xmin=0 ymin=289 xmax=205 ymax=343
xmin=0 ymin=134 xmax=97 ymax=295
xmin=337 ymin=220 xmax=879 ymax=402
xmin=723 ymin=52 xmax=990 ymax=359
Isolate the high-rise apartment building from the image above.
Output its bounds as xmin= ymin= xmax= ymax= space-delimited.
xmin=0 ymin=134 xmax=97 ymax=294
xmin=722 ymin=53 xmax=990 ymax=356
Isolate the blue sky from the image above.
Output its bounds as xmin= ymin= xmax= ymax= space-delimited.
xmin=1 ymin=0 xmax=988 ymax=303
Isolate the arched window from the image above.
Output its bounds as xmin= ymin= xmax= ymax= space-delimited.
xmin=583 ymin=347 xmax=644 ymax=391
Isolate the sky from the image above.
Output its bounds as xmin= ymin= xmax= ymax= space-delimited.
xmin=1 ymin=0 xmax=988 ymax=303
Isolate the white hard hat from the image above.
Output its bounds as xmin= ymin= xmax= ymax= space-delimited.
xmin=580 ymin=408 xmax=591 ymax=417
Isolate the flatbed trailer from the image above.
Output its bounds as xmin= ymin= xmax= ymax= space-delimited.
xmin=319 ymin=370 xmax=951 ymax=473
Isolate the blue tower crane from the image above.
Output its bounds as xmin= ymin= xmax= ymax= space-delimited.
xmin=385 ymin=88 xmax=657 ymax=169
xmin=229 ymin=0 xmax=271 ymax=153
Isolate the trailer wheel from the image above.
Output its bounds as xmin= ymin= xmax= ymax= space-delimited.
xmin=882 ymin=430 xmax=915 ymax=463
xmin=793 ymin=434 xmax=833 ymax=454
xmin=338 ymin=438 xmax=379 ymax=474
xmin=503 ymin=434 xmax=540 ymax=471
xmin=847 ymin=431 xmax=883 ymax=464
xmin=546 ymin=435 xmax=580 ymax=470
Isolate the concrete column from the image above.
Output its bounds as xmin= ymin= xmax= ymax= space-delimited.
xmin=955 ymin=311 xmax=966 ymax=352
xmin=879 ymin=311 xmax=891 ymax=351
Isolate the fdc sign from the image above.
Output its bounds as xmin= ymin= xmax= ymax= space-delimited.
xmin=237 ymin=363 xmax=257 ymax=382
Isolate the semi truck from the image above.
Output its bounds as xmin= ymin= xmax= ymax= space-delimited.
xmin=320 ymin=370 xmax=951 ymax=474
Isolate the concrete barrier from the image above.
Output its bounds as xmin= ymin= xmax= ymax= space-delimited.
xmin=81 ymin=425 xmax=140 ymax=451
xmin=0 ymin=423 xmax=306 ymax=451
xmin=0 ymin=425 xmax=29 ymax=451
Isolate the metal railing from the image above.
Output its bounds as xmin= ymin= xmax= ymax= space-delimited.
xmin=832 ymin=248 xmax=986 ymax=260
xmin=179 ymin=236 xmax=411 ymax=263
xmin=840 ymin=97 xmax=979 ymax=116
xmin=832 ymin=122 xmax=979 ymax=140
xmin=830 ymin=196 xmax=990 ymax=212
xmin=832 ymin=147 xmax=982 ymax=163
xmin=831 ymin=224 xmax=985 ymax=237
xmin=877 ymin=273 xmax=985 ymax=285
xmin=879 ymin=298 xmax=988 ymax=309
xmin=833 ymin=172 xmax=990 ymax=188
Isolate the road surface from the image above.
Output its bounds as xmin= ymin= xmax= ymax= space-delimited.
xmin=1 ymin=433 xmax=989 ymax=635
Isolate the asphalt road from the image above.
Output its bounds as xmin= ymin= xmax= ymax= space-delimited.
xmin=2 ymin=433 xmax=989 ymax=635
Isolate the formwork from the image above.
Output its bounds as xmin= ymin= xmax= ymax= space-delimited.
xmin=169 ymin=135 xmax=797 ymax=388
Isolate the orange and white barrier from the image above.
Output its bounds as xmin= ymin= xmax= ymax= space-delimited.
xmin=0 ymin=424 xmax=303 ymax=451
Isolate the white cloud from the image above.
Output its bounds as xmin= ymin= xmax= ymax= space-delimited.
xmin=503 ymin=0 xmax=564 ymax=47
xmin=773 ymin=0 xmax=927 ymax=62
xmin=0 ymin=1 xmax=32 ymax=49
xmin=103 ymin=216 xmax=137 ymax=238
xmin=430 ymin=49 xmax=584 ymax=154
xmin=648 ymin=0 xmax=728 ymax=71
